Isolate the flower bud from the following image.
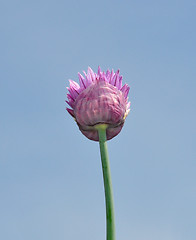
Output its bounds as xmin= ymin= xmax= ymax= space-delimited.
xmin=66 ymin=67 xmax=130 ymax=141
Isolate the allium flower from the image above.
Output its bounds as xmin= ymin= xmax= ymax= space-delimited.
xmin=66 ymin=66 xmax=130 ymax=141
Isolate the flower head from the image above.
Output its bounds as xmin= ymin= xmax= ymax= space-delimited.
xmin=66 ymin=66 xmax=130 ymax=141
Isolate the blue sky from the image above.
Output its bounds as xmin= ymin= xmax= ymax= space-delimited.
xmin=0 ymin=0 xmax=196 ymax=239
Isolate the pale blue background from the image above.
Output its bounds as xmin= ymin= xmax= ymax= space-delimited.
xmin=0 ymin=0 xmax=196 ymax=239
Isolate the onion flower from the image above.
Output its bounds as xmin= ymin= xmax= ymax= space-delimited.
xmin=66 ymin=66 xmax=130 ymax=240
xmin=66 ymin=66 xmax=130 ymax=141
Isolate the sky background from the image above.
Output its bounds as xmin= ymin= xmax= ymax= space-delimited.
xmin=0 ymin=0 xmax=196 ymax=239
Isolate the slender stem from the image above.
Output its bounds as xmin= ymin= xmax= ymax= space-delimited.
xmin=97 ymin=124 xmax=116 ymax=240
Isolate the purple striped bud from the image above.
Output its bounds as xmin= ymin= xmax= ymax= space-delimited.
xmin=66 ymin=67 xmax=130 ymax=141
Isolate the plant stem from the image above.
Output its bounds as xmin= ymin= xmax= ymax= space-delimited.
xmin=97 ymin=124 xmax=116 ymax=240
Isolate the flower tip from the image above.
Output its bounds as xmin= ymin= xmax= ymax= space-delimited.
xmin=87 ymin=66 xmax=96 ymax=82
xmin=83 ymin=70 xmax=87 ymax=77
xmin=87 ymin=66 xmax=93 ymax=71
xmin=98 ymin=66 xmax=102 ymax=75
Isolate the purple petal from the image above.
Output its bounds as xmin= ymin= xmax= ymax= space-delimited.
xmin=66 ymin=108 xmax=75 ymax=117
xmin=114 ymin=70 xmax=120 ymax=89
xmin=109 ymin=69 xmax=114 ymax=84
xmin=121 ymin=84 xmax=128 ymax=93
xmin=67 ymin=93 xmax=75 ymax=101
xmin=98 ymin=66 xmax=101 ymax=76
xmin=87 ymin=67 xmax=96 ymax=82
xmin=69 ymin=80 xmax=80 ymax=90
xmin=106 ymin=69 xmax=110 ymax=79
xmin=100 ymin=71 xmax=106 ymax=82
xmin=66 ymin=100 xmax=74 ymax=108
xmin=83 ymin=70 xmax=91 ymax=88
xmin=78 ymin=73 xmax=86 ymax=89
xmin=67 ymin=85 xmax=79 ymax=99
xmin=124 ymin=87 xmax=130 ymax=99
xmin=121 ymin=84 xmax=130 ymax=99
xmin=118 ymin=76 xmax=122 ymax=89
xmin=110 ymin=74 xmax=116 ymax=86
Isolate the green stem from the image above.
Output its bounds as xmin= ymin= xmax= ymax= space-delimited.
xmin=97 ymin=124 xmax=116 ymax=240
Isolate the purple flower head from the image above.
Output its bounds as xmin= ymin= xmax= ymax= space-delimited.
xmin=66 ymin=66 xmax=130 ymax=141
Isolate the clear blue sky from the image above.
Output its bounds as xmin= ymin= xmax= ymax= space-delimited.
xmin=0 ymin=0 xmax=196 ymax=239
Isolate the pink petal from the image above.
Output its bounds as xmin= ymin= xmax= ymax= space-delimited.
xmin=87 ymin=67 xmax=96 ymax=82
xmin=118 ymin=76 xmax=122 ymax=89
xmin=121 ymin=84 xmax=130 ymax=99
xmin=109 ymin=69 xmax=114 ymax=84
xmin=124 ymin=86 xmax=130 ymax=99
xmin=67 ymin=93 xmax=75 ymax=102
xmin=69 ymin=80 xmax=80 ymax=90
xmin=83 ymin=70 xmax=91 ymax=88
xmin=67 ymin=86 xmax=79 ymax=99
xmin=66 ymin=100 xmax=74 ymax=108
xmin=106 ymin=69 xmax=110 ymax=79
xmin=110 ymin=74 xmax=116 ymax=86
xmin=114 ymin=70 xmax=120 ymax=89
xmin=98 ymin=66 xmax=101 ymax=76
xmin=78 ymin=73 xmax=86 ymax=89
xmin=126 ymin=101 xmax=131 ymax=109
xmin=66 ymin=108 xmax=75 ymax=118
